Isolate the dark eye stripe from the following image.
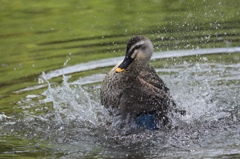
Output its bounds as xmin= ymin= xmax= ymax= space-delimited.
xmin=128 ymin=44 xmax=145 ymax=56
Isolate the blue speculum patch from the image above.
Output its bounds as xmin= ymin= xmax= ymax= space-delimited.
xmin=135 ymin=113 xmax=159 ymax=130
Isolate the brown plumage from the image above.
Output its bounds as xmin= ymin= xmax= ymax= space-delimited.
xmin=100 ymin=36 xmax=184 ymax=125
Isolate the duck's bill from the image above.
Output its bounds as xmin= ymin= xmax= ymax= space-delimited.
xmin=116 ymin=67 xmax=125 ymax=73
xmin=115 ymin=56 xmax=134 ymax=73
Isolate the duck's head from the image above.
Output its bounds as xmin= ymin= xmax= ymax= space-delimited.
xmin=116 ymin=36 xmax=154 ymax=73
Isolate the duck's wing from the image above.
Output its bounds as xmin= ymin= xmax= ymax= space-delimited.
xmin=119 ymin=65 xmax=173 ymax=113
xmin=119 ymin=81 xmax=172 ymax=125
xmin=139 ymin=65 xmax=186 ymax=115
xmin=139 ymin=65 xmax=170 ymax=93
xmin=119 ymin=65 xmax=185 ymax=120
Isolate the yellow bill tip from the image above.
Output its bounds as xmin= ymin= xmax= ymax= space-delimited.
xmin=116 ymin=67 xmax=125 ymax=73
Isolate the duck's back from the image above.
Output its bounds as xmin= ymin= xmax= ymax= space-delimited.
xmin=100 ymin=64 xmax=175 ymax=118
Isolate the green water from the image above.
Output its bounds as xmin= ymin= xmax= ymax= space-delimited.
xmin=0 ymin=0 xmax=240 ymax=158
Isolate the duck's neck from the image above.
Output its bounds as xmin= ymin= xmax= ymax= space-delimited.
xmin=123 ymin=60 xmax=147 ymax=79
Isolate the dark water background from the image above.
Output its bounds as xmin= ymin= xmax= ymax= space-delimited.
xmin=0 ymin=1 xmax=240 ymax=158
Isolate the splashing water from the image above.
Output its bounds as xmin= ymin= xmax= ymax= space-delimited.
xmin=3 ymin=52 xmax=240 ymax=158
xmin=40 ymin=72 xmax=110 ymax=128
xmin=170 ymin=61 xmax=240 ymax=123
xmin=17 ymin=56 xmax=240 ymax=136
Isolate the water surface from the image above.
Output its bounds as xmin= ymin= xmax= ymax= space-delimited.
xmin=0 ymin=1 xmax=240 ymax=158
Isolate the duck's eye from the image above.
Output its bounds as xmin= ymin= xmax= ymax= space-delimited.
xmin=140 ymin=44 xmax=146 ymax=49
xmin=129 ymin=44 xmax=145 ymax=59
xmin=134 ymin=44 xmax=145 ymax=50
xmin=129 ymin=43 xmax=145 ymax=54
xmin=128 ymin=40 xmax=145 ymax=53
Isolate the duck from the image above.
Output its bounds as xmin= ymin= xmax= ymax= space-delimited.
xmin=100 ymin=36 xmax=185 ymax=129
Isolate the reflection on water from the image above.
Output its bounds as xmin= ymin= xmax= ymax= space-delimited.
xmin=0 ymin=0 xmax=240 ymax=158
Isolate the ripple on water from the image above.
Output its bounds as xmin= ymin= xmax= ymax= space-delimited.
xmin=2 ymin=50 xmax=240 ymax=158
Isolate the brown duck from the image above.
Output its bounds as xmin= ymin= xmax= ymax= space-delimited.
xmin=100 ymin=36 xmax=184 ymax=126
